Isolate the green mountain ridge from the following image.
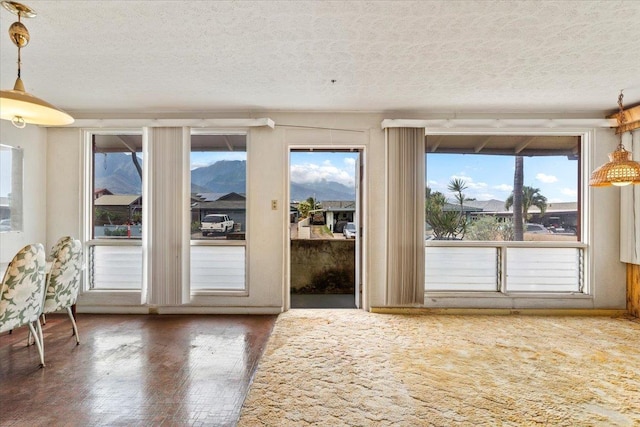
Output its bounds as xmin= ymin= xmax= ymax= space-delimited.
xmin=95 ymin=153 xmax=356 ymax=200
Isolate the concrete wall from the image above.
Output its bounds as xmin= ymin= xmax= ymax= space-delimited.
xmin=291 ymin=239 xmax=355 ymax=293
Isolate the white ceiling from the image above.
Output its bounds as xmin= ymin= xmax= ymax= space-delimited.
xmin=1 ymin=0 xmax=639 ymax=117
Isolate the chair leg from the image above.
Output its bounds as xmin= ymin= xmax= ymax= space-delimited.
xmin=41 ymin=313 xmax=47 ymax=325
xmin=37 ymin=318 xmax=45 ymax=352
xmin=28 ymin=322 xmax=45 ymax=367
xmin=67 ymin=306 xmax=80 ymax=345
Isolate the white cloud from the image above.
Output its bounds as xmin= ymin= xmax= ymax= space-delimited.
xmin=475 ymin=192 xmax=497 ymax=200
xmin=560 ymin=188 xmax=577 ymax=197
xmin=446 ymin=174 xmax=496 ymax=201
xmin=344 ymin=158 xmax=356 ymax=166
xmin=190 ymin=162 xmax=210 ymax=170
xmin=290 ymin=162 xmax=355 ymax=187
xmin=493 ymin=184 xmax=513 ymax=192
xmin=536 ymin=173 xmax=558 ymax=183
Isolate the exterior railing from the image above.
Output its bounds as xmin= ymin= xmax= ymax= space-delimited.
xmin=425 ymin=241 xmax=586 ymax=293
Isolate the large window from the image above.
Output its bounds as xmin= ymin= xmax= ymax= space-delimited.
xmin=426 ymin=135 xmax=580 ymax=242
xmin=425 ymin=134 xmax=585 ymax=293
xmin=89 ymin=133 xmax=143 ymax=290
xmin=92 ymin=134 xmax=143 ymax=240
xmin=190 ymin=133 xmax=246 ymax=240
xmin=190 ymin=133 xmax=247 ymax=291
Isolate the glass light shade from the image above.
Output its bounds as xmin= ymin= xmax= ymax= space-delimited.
xmin=0 ymin=78 xmax=74 ymax=126
xmin=589 ymin=148 xmax=640 ymax=187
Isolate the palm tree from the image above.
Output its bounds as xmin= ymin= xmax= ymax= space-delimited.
xmin=425 ymin=179 xmax=472 ymax=240
xmin=505 ymin=185 xmax=548 ymax=225
xmin=448 ymin=178 xmax=475 ymax=238
xmin=512 ymin=156 xmax=524 ymax=241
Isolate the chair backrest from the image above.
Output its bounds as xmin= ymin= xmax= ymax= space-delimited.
xmin=43 ymin=237 xmax=83 ymax=314
xmin=0 ymin=243 xmax=46 ymax=333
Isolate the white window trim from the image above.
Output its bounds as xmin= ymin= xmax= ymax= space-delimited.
xmin=422 ymin=126 xmax=596 ymax=307
xmin=79 ymin=129 xmax=144 ymax=309
xmin=189 ymin=128 xmax=250 ymax=297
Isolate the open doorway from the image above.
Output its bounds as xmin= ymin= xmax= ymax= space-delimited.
xmin=289 ymin=149 xmax=362 ymax=309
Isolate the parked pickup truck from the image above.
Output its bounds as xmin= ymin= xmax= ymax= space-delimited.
xmin=200 ymin=214 xmax=234 ymax=236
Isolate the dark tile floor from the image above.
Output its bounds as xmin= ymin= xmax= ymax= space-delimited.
xmin=0 ymin=313 xmax=277 ymax=427
xmin=290 ymin=294 xmax=356 ymax=309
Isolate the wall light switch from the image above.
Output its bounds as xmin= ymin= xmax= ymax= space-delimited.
xmin=271 ymin=200 xmax=278 ymax=210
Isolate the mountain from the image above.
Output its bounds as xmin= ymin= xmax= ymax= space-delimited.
xmin=290 ymin=180 xmax=355 ymax=202
xmin=191 ymin=160 xmax=246 ymax=193
xmin=94 ymin=153 xmax=142 ymax=194
xmin=96 ymin=157 xmax=355 ymax=201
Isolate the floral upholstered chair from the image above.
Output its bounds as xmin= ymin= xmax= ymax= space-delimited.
xmin=43 ymin=236 xmax=83 ymax=345
xmin=0 ymin=243 xmax=47 ymax=367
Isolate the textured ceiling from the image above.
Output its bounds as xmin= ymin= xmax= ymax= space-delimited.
xmin=1 ymin=0 xmax=639 ymax=117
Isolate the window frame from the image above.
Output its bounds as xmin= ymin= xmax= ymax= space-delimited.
xmin=424 ymin=127 xmax=594 ymax=299
xmin=188 ymin=129 xmax=249 ymax=296
xmin=81 ymin=129 xmax=145 ymax=307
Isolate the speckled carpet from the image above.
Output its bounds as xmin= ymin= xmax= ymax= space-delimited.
xmin=239 ymin=310 xmax=640 ymax=426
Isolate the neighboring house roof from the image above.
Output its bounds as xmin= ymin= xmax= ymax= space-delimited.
xmin=545 ymin=202 xmax=578 ymax=212
xmin=95 ymin=195 xmax=142 ymax=206
xmin=196 ymin=192 xmax=227 ymax=202
xmin=465 ymin=199 xmax=509 ymax=213
xmin=195 ymin=200 xmax=246 ymax=210
xmin=192 ymin=192 xmax=246 ymax=209
xmin=466 ymin=199 xmax=577 ymax=215
xmin=94 ymin=188 xmax=114 ymax=196
xmin=322 ymin=200 xmax=356 ymax=211
xmin=442 ymin=202 xmax=483 ymax=212
xmin=217 ymin=192 xmax=246 ymax=201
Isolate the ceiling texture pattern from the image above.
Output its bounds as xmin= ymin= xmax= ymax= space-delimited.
xmin=1 ymin=0 xmax=639 ymax=117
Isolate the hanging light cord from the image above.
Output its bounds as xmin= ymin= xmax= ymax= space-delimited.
xmin=15 ymin=11 xmax=22 ymax=80
xmin=617 ymin=91 xmax=627 ymax=151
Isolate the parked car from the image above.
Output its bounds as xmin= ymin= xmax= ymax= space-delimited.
xmin=0 ymin=218 xmax=11 ymax=232
xmin=343 ymin=222 xmax=357 ymax=239
xmin=200 ymin=214 xmax=234 ymax=236
xmin=547 ymin=225 xmax=576 ymax=235
xmin=525 ymin=223 xmax=551 ymax=234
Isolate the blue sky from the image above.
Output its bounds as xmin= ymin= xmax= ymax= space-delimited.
xmin=427 ymin=154 xmax=578 ymax=203
xmin=190 ymin=151 xmax=246 ymax=170
xmin=190 ymin=151 xmax=359 ymax=187
xmin=188 ymin=150 xmax=577 ymax=204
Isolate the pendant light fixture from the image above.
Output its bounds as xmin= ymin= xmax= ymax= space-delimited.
xmin=0 ymin=1 xmax=74 ymax=128
xmin=589 ymin=91 xmax=640 ymax=187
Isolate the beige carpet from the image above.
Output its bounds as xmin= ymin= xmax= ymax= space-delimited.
xmin=239 ymin=310 xmax=640 ymax=426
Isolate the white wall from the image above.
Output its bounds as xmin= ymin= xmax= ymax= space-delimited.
xmin=588 ymin=128 xmax=627 ymax=308
xmin=43 ymin=115 xmax=627 ymax=312
xmin=45 ymin=128 xmax=82 ymax=249
xmin=0 ymin=121 xmax=47 ymax=264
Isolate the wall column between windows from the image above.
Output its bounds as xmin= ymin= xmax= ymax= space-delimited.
xmin=142 ymin=127 xmax=191 ymax=305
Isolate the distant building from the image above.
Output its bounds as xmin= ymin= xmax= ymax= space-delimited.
xmin=94 ymin=194 xmax=142 ymax=224
xmin=465 ymin=199 xmax=578 ymax=229
xmin=288 ymin=200 xmax=357 ymax=232
xmin=191 ymin=192 xmax=246 ymax=231
xmin=94 ymin=188 xmax=114 ymax=200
